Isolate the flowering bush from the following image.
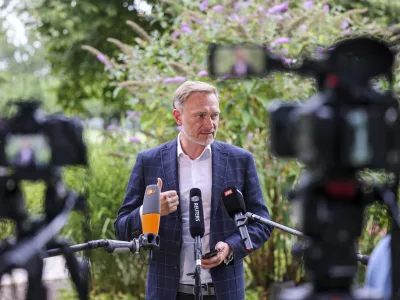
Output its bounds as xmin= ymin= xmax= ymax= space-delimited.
xmin=83 ymin=0 xmax=399 ymax=297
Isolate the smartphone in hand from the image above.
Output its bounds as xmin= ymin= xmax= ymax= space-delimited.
xmin=201 ymin=249 xmax=219 ymax=260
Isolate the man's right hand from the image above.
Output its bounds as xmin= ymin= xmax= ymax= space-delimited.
xmin=157 ymin=178 xmax=179 ymax=216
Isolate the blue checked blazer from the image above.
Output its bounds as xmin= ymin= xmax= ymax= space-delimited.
xmin=114 ymin=138 xmax=273 ymax=300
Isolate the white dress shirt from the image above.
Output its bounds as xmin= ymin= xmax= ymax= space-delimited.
xmin=177 ymin=134 xmax=213 ymax=285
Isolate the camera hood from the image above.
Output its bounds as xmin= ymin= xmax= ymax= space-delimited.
xmin=326 ymin=36 xmax=394 ymax=86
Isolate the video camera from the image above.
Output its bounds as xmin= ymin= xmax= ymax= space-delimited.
xmin=0 ymin=100 xmax=87 ymax=181
xmin=208 ymin=36 xmax=400 ymax=299
xmin=0 ymin=100 xmax=89 ymax=299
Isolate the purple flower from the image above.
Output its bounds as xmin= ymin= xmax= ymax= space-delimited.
xmin=107 ymin=124 xmax=119 ymax=131
xmin=96 ymin=53 xmax=112 ymax=70
xmin=341 ymin=20 xmax=349 ymax=29
xmin=317 ymin=46 xmax=324 ymax=53
xmin=182 ymin=26 xmax=192 ymax=34
xmin=268 ymin=2 xmax=288 ymax=14
xmin=129 ymin=136 xmax=141 ymax=143
xmin=240 ymin=17 xmax=247 ymax=24
xmin=247 ymin=133 xmax=254 ymax=140
xmin=198 ymin=70 xmax=208 ymax=77
xmin=179 ymin=50 xmax=186 ymax=56
xmin=96 ymin=53 xmax=106 ymax=63
xmin=175 ymin=126 xmax=182 ymax=131
xmin=163 ymin=76 xmax=186 ymax=84
xmin=171 ymin=30 xmax=180 ymax=38
xmin=303 ymin=0 xmax=313 ymax=10
xmin=126 ymin=111 xmax=141 ymax=120
xmin=323 ymin=4 xmax=329 ymax=13
xmin=200 ymin=0 xmax=208 ymax=11
xmin=273 ymin=14 xmax=284 ymax=21
xmin=300 ymin=24 xmax=307 ymax=31
xmin=212 ymin=5 xmax=223 ymax=12
xmin=191 ymin=17 xmax=204 ymax=25
xmin=343 ymin=29 xmax=352 ymax=35
xmin=282 ymin=57 xmax=293 ymax=64
xmin=181 ymin=22 xmax=192 ymax=34
xmin=274 ymin=37 xmax=290 ymax=45
xmin=155 ymin=75 xmax=163 ymax=81
xmin=231 ymin=14 xmax=240 ymax=21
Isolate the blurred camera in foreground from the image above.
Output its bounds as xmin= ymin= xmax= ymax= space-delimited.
xmin=208 ymin=38 xmax=400 ymax=172
xmin=0 ymin=100 xmax=87 ymax=180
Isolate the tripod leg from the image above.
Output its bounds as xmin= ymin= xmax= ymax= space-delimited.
xmin=54 ymin=240 xmax=89 ymax=300
xmin=26 ymin=256 xmax=47 ymax=300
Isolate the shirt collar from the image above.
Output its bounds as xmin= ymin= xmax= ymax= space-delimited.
xmin=177 ymin=132 xmax=212 ymax=159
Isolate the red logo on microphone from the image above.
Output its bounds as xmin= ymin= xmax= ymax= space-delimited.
xmin=224 ymin=189 xmax=233 ymax=196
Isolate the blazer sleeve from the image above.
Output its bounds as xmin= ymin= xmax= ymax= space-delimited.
xmin=224 ymin=153 xmax=273 ymax=261
xmin=114 ymin=152 xmax=146 ymax=241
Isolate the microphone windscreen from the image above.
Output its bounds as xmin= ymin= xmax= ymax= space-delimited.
xmin=189 ymin=188 xmax=205 ymax=238
xmin=221 ymin=187 xmax=246 ymax=218
xmin=142 ymin=184 xmax=161 ymax=235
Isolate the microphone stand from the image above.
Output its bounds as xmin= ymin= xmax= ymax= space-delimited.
xmin=44 ymin=234 xmax=161 ymax=258
xmin=193 ymin=236 xmax=203 ymax=300
xmin=245 ymin=211 xmax=370 ymax=266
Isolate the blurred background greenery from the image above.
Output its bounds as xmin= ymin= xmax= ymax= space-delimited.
xmin=1 ymin=0 xmax=400 ymax=299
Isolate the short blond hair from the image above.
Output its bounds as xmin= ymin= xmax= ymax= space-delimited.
xmin=173 ymin=80 xmax=219 ymax=111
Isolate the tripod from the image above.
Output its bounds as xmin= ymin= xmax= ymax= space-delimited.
xmin=0 ymin=169 xmax=89 ymax=300
xmin=277 ymin=170 xmax=398 ymax=300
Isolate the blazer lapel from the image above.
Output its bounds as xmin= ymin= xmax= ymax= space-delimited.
xmin=161 ymin=139 xmax=181 ymax=217
xmin=211 ymin=142 xmax=228 ymax=218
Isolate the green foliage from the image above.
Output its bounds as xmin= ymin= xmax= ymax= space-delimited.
xmin=3 ymin=1 xmax=400 ymax=298
xmin=0 ymin=19 xmax=61 ymax=117
xmin=0 ymin=0 xmax=169 ymax=114
xmin=83 ymin=0 xmax=399 ymax=295
xmin=328 ymin=0 xmax=400 ymax=26
xmin=60 ymin=130 xmax=154 ymax=298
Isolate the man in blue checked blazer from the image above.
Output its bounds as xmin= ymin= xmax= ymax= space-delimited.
xmin=114 ymin=81 xmax=273 ymax=300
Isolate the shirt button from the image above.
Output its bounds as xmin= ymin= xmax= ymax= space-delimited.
xmin=175 ymin=241 xmax=181 ymax=246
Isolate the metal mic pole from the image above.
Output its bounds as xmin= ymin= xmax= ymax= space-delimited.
xmin=245 ymin=212 xmax=304 ymax=237
xmin=194 ymin=236 xmax=203 ymax=300
xmin=245 ymin=211 xmax=370 ymax=266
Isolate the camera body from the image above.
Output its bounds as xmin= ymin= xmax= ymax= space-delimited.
xmin=0 ymin=101 xmax=87 ymax=179
xmin=269 ymin=88 xmax=400 ymax=171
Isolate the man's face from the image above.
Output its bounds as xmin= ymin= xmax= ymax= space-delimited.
xmin=174 ymin=92 xmax=220 ymax=146
xmin=235 ymin=49 xmax=248 ymax=62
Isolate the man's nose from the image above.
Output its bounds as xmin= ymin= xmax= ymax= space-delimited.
xmin=204 ymin=117 xmax=213 ymax=129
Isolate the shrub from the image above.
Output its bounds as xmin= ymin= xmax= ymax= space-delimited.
xmin=84 ymin=1 xmax=399 ymax=296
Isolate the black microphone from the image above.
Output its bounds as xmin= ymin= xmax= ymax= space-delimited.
xmin=189 ymin=188 xmax=204 ymax=300
xmin=189 ymin=188 xmax=204 ymax=264
xmin=221 ymin=187 xmax=253 ymax=252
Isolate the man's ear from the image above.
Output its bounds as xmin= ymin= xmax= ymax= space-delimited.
xmin=173 ymin=109 xmax=182 ymax=126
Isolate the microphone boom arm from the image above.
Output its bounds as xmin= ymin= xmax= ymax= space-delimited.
xmin=44 ymin=234 xmax=160 ymax=258
xmin=245 ymin=211 xmax=370 ymax=266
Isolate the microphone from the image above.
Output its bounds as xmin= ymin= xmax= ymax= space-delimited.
xmin=189 ymin=188 xmax=204 ymax=300
xmin=221 ymin=187 xmax=253 ymax=252
xmin=142 ymin=184 xmax=161 ymax=235
xmin=141 ymin=184 xmax=161 ymax=257
xmin=189 ymin=188 xmax=205 ymax=265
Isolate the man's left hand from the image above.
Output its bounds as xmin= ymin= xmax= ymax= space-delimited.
xmin=201 ymin=241 xmax=232 ymax=270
